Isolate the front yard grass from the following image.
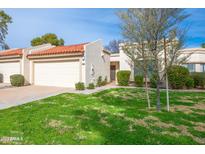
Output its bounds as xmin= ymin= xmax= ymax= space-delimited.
xmin=0 ymin=88 xmax=205 ymax=144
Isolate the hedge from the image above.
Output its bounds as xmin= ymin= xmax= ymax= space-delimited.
xmin=185 ymin=77 xmax=194 ymax=89
xmin=10 ymin=74 xmax=25 ymax=87
xmin=117 ymin=70 xmax=131 ymax=86
xmin=150 ymin=74 xmax=157 ymax=88
xmin=167 ymin=65 xmax=190 ymax=89
xmin=134 ymin=75 xmax=143 ymax=87
xmin=190 ymin=72 xmax=205 ymax=88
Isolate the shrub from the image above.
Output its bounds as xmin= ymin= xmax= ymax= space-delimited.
xmin=134 ymin=75 xmax=143 ymax=87
xmin=87 ymin=83 xmax=95 ymax=89
xmin=185 ymin=77 xmax=194 ymax=89
xmin=150 ymin=74 xmax=157 ymax=88
xmin=10 ymin=74 xmax=25 ymax=87
xmin=0 ymin=73 xmax=3 ymax=83
xmin=167 ymin=65 xmax=190 ymax=89
xmin=101 ymin=76 xmax=108 ymax=86
xmin=96 ymin=76 xmax=103 ymax=87
xmin=75 ymin=82 xmax=85 ymax=90
xmin=117 ymin=70 xmax=131 ymax=86
xmin=190 ymin=72 xmax=205 ymax=88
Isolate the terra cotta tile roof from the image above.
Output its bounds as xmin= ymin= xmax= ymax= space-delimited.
xmin=0 ymin=48 xmax=23 ymax=57
xmin=28 ymin=43 xmax=88 ymax=57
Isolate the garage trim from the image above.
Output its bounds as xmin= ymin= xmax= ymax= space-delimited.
xmin=30 ymin=57 xmax=82 ymax=87
xmin=0 ymin=60 xmax=22 ymax=83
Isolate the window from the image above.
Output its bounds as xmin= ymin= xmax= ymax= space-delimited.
xmin=201 ymin=64 xmax=205 ymax=72
xmin=134 ymin=60 xmax=154 ymax=77
xmin=184 ymin=64 xmax=195 ymax=72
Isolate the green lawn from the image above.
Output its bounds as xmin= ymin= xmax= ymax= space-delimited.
xmin=0 ymin=88 xmax=205 ymax=144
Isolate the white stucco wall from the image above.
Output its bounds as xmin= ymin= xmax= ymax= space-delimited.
xmin=23 ymin=44 xmax=54 ymax=84
xmin=21 ymin=49 xmax=30 ymax=84
xmin=119 ymin=45 xmax=135 ymax=81
xmin=84 ymin=40 xmax=110 ymax=86
xmin=116 ymin=47 xmax=205 ymax=79
xmin=181 ymin=48 xmax=205 ymax=72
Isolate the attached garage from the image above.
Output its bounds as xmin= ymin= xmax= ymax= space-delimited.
xmin=0 ymin=49 xmax=23 ymax=84
xmin=27 ymin=40 xmax=110 ymax=87
xmin=27 ymin=44 xmax=86 ymax=87
xmin=33 ymin=60 xmax=80 ymax=87
xmin=0 ymin=61 xmax=21 ymax=83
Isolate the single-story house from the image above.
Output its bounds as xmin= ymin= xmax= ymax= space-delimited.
xmin=27 ymin=40 xmax=110 ymax=87
xmin=0 ymin=44 xmax=55 ymax=84
xmin=0 ymin=48 xmax=24 ymax=83
xmin=1 ymin=39 xmax=205 ymax=87
xmin=180 ymin=48 xmax=205 ymax=72
xmin=0 ymin=40 xmax=110 ymax=87
xmin=110 ymin=47 xmax=205 ymax=81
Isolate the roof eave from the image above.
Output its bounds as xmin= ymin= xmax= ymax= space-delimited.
xmin=27 ymin=52 xmax=84 ymax=59
xmin=0 ymin=54 xmax=22 ymax=60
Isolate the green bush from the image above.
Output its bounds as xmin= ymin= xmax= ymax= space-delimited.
xmin=10 ymin=74 xmax=25 ymax=87
xmin=134 ymin=75 xmax=143 ymax=87
xmin=101 ymin=76 xmax=108 ymax=86
xmin=96 ymin=76 xmax=103 ymax=87
xmin=0 ymin=73 xmax=3 ymax=83
xmin=190 ymin=72 xmax=205 ymax=88
xmin=150 ymin=74 xmax=157 ymax=88
xmin=168 ymin=65 xmax=190 ymax=89
xmin=87 ymin=83 xmax=95 ymax=89
xmin=185 ymin=77 xmax=194 ymax=89
xmin=75 ymin=82 xmax=85 ymax=90
xmin=117 ymin=70 xmax=131 ymax=86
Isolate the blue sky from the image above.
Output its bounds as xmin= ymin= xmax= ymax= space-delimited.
xmin=2 ymin=8 xmax=205 ymax=48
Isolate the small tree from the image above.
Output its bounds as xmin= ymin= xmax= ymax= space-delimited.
xmin=118 ymin=9 xmax=155 ymax=109
xmin=119 ymin=9 xmax=190 ymax=111
xmin=31 ymin=33 xmax=64 ymax=46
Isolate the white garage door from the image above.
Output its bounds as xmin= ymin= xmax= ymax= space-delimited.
xmin=34 ymin=60 xmax=80 ymax=87
xmin=0 ymin=61 xmax=21 ymax=83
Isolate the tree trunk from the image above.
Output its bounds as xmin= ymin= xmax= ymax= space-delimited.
xmin=156 ymin=79 xmax=161 ymax=112
xmin=144 ymin=73 xmax=151 ymax=109
xmin=165 ymin=73 xmax=170 ymax=111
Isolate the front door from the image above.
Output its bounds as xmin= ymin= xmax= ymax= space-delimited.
xmin=110 ymin=65 xmax=116 ymax=81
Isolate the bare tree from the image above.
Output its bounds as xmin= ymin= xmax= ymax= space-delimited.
xmin=105 ymin=40 xmax=123 ymax=53
xmin=122 ymin=43 xmax=151 ymax=109
xmin=1 ymin=42 xmax=10 ymax=50
xmin=119 ymin=9 xmax=189 ymax=111
xmin=118 ymin=9 xmax=152 ymax=109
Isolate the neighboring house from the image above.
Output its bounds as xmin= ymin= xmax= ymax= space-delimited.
xmin=2 ymin=38 xmax=204 ymax=87
xmin=0 ymin=48 xmax=24 ymax=83
xmin=110 ymin=46 xmax=205 ymax=81
xmin=0 ymin=44 xmax=54 ymax=84
xmin=0 ymin=40 xmax=110 ymax=87
xmin=180 ymin=48 xmax=205 ymax=73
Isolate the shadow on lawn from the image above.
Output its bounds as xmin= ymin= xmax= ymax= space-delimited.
xmin=68 ymin=89 xmax=200 ymax=144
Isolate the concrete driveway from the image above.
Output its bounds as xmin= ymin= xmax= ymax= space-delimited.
xmin=0 ymin=85 xmax=69 ymax=110
xmin=0 ymin=83 xmax=12 ymax=89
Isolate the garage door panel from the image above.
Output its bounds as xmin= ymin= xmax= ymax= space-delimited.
xmin=34 ymin=61 xmax=80 ymax=87
xmin=0 ymin=62 xmax=20 ymax=83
